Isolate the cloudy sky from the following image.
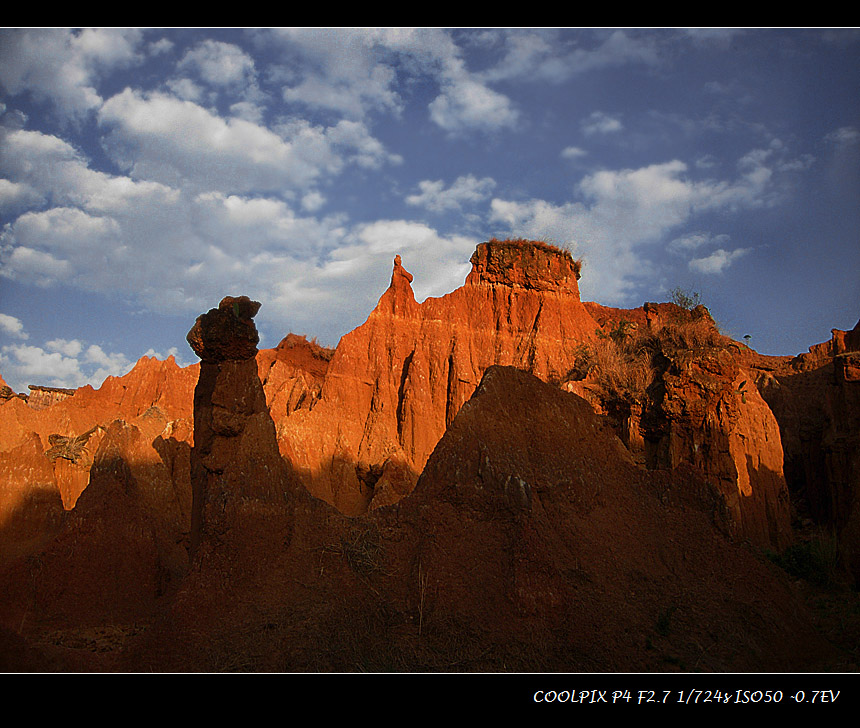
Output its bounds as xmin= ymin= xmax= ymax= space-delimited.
xmin=0 ymin=28 xmax=858 ymax=393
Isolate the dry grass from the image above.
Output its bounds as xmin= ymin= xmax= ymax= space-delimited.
xmin=574 ymin=336 xmax=655 ymax=405
xmin=569 ymin=309 xmax=730 ymax=405
xmin=486 ymin=237 xmax=583 ymax=277
xmin=650 ymin=313 xmax=730 ymax=352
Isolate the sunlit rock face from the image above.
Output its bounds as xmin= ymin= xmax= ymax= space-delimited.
xmin=276 ymin=240 xmax=600 ymax=516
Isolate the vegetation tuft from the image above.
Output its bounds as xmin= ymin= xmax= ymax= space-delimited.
xmin=486 ymin=237 xmax=583 ymax=277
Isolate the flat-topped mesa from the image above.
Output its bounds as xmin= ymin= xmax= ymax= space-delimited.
xmin=465 ymin=238 xmax=582 ymax=297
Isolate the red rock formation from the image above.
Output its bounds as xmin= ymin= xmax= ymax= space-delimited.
xmin=0 ymin=418 xmax=191 ymax=635
xmin=0 ymin=433 xmax=64 ymax=571
xmin=644 ymin=347 xmax=791 ymax=549
xmin=0 ymin=355 xmax=198 ymax=512
xmin=257 ymin=333 xmax=332 ymax=424
xmin=567 ymin=302 xmax=792 ymax=550
xmin=759 ymin=319 xmax=860 ymax=581
xmin=278 ymin=240 xmax=600 ymax=515
xmin=27 ymin=385 xmax=75 ymax=411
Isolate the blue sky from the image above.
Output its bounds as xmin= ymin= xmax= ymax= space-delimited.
xmin=0 ymin=28 xmax=858 ymax=393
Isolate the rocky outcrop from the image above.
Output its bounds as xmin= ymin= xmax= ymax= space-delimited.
xmin=643 ymin=345 xmax=791 ymax=550
xmin=0 ymin=372 xmax=27 ymax=404
xmin=759 ymin=319 xmax=860 ymax=581
xmin=0 ymin=417 xmax=192 ymax=634
xmin=567 ymin=302 xmax=792 ymax=550
xmin=258 ymin=333 xmax=332 ymax=424
xmin=278 ymin=240 xmax=600 ymax=515
xmin=0 ymin=433 xmax=64 ymax=571
xmin=382 ymin=366 xmax=828 ymax=671
xmin=0 ymin=355 xmax=197 ymax=512
xmin=27 ymin=386 xmax=76 ymax=411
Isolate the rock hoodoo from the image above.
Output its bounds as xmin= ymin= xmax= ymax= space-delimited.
xmin=186 ymin=295 xmax=296 ymax=558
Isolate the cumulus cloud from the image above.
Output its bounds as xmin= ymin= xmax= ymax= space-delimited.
xmin=428 ymin=78 xmax=519 ymax=134
xmin=0 ymin=313 xmax=28 ymax=339
xmin=0 ymin=178 xmax=44 ymax=213
xmin=266 ymin=28 xmax=520 ymax=134
xmin=45 ymin=338 xmax=83 ymax=357
xmin=689 ymin=247 xmax=750 ymax=274
xmin=406 ymin=175 xmax=496 ymax=213
xmin=271 ymin=28 xmax=404 ymax=119
xmin=0 ymin=28 xmax=143 ymax=118
xmin=97 ymin=90 xmax=399 ymax=193
xmin=489 ymin=154 xmax=785 ymax=302
xmin=582 ymin=111 xmax=623 ymax=136
xmin=178 ymin=40 xmax=256 ymax=87
xmin=0 ymin=338 xmax=133 ymax=390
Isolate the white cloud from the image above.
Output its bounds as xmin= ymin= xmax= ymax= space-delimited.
xmin=0 ymin=313 xmax=28 ymax=340
xmin=149 ymin=38 xmax=174 ymax=56
xmin=0 ymin=28 xmax=143 ymax=118
xmin=165 ymin=77 xmax=205 ymax=102
xmin=97 ymin=90 xmax=399 ymax=193
xmin=272 ymin=28 xmax=404 ymax=119
xmin=46 ymin=338 xmax=83 ymax=357
xmin=0 ymin=338 xmax=133 ymax=390
xmin=689 ymin=247 xmax=750 ymax=274
xmin=0 ymin=246 xmax=73 ymax=286
xmin=428 ymin=78 xmax=519 ymax=134
xmin=0 ymin=343 xmax=88 ymax=388
xmin=825 ymin=126 xmax=860 ymax=147
xmin=301 ymin=191 xmax=326 ymax=212
xmin=0 ymin=178 xmax=44 ymax=213
xmin=582 ymin=111 xmax=623 ymax=136
xmin=406 ymin=175 xmax=496 ymax=213
xmin=178 ymin=40 xmax=256 ymax=87
xmin=561 ymin=146 xmax=588 ymax=160
xmin=264 ymin=27 xmax=519 ymax=135
xmin=489 ymin=155 xmax=783 ymax=302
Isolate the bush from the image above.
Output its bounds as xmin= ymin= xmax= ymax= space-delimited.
xmin=669 ymin=286 xmax=702 ymax=310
